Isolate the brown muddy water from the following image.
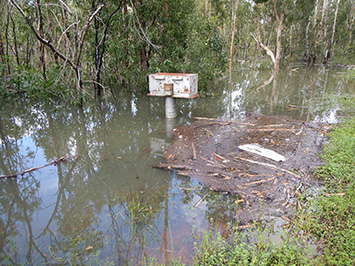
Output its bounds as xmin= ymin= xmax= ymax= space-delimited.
xmin=0 ymin=65 xmax=354 ymax=265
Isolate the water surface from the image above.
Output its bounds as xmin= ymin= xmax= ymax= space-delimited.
xmin=0 ymin=65 xmax=353 ymax=265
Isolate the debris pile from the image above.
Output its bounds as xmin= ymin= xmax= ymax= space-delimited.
xmin=151 ymin=113 xmax=330 ymax=224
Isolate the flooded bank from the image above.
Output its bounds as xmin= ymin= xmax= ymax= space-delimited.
xmin=0 ymin=66 xmax=354 ymax=264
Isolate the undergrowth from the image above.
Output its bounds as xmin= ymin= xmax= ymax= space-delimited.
xmin=191 ymin=231 xmax=316 ymax=266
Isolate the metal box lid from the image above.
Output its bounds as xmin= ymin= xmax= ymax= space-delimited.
xmin=148 ymin=73 xmax=198 ymax=98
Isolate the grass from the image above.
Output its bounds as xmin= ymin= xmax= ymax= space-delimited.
xmin=191 ymin=231 xmax=317 ymax=266
xmin=310 ymin=118 xmax=355 ymax=265
xmin=164 ymin=116 xmax=355 ymax=265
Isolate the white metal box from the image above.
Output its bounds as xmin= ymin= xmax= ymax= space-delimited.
xmin=148 ymin=73 xmax=198 ymax=98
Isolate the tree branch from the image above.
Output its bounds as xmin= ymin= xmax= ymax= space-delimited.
xmin=76 ymin=3 xmax=104 ymax=66
xmin=8 ymin=0 xmax=76 ymax=70
xmin=0 ymin=155 xmax=68 ymax=180
xmin=251 ymin=33 xmax=276 ymax=64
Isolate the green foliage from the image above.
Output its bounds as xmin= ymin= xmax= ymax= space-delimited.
xmin=184 ymin=15 xmax=228 ymax=91
xmin=0 ymin=66 xmax=77 ymax=104
xmin=2 ymin=0 xmax=355 ymax=101
xmin=104 ymin=0 xmax=226 ymax=93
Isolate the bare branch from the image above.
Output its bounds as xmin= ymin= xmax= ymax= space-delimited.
xmin=8 ymin=0 xmax=76 ymax=70
xmin=76 ymin=3 xmax=104 ymax=66
xmin=129 ymin=0 xmax=162 ymax=50
xmin=58 ymin=0 xmax=73 ymax=15
xmin=251 ymin=33 xmax=276 ymax=64
xmin=57 ymin=22 xmax=78 ymax=50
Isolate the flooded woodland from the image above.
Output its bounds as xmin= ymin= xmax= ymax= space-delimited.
xmin=0 ymin=66 xmax=354 ymax=265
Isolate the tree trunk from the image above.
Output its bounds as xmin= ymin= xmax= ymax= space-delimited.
xmin=287 ymin=24 xmax=293 ymax=62
xmin=313 ymin=0 xmax=328 ymax=64
xmin=0 ymin=29 xmax=6 ymax=69
xmin=36 ymin=0 xmax=46 ymax=80
xmin=93 ymin=0 xmax=101 ymax=95
xmin=10 ymin=15 xmax=20 ymax=66
xmin=93 ymin=1 xmax=122 ymax=97
xmin=25 ymin=36 xmax=31 ymax=66
xmin=5 ymin=6 xmax=11 ymax=74
xmin=272 ymin=0 xmax=283 ymax=72
xmin=274 ymin=13 xmax=283 ymax=71
xmin=229 ymin=0 xmax=239 ymax=74
xmin=323 ymin=0 xmax=340 ymax=64
xmin=304 ymin=17 xmax=311 ymax=63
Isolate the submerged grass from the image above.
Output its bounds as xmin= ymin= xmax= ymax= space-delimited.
xmin=165 ymin=117 xmax=355 ymax=265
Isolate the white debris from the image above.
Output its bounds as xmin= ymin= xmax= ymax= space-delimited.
xmin=238 ymin=143 xmax=286 ymax=162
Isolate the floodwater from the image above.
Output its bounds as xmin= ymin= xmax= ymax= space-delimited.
xmin=0 ymin=65 xmax=354 ymax=265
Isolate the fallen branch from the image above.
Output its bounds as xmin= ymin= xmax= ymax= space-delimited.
xmin=149 ymin=164 xmax=192 ymax=171
xmin=0 ymin=155 xmax=68 ymax=179
xmin=194 ymin=117 xmax=254 ymax=126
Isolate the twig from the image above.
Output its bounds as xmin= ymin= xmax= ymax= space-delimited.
xmin=255 ymin=124 xmax=290 ymax=128
xmin=281 ymin=215 xmax=292 ymax=223
xmin=237 ymin=223 xmax=255 ymax=229
xmin=212 ymin=152 xmax=228 ymax=162
xmin=177 ymin=187 xmax=195 ymax=191
xmin=244 ymin=176 xmax=276 ymax=186
xmin=295 ymin=126 xmax=304 ymax=135
xmin=282 ymin=189 xmax=290 ymax=207
xmin=246 ymin=128 xmax=296 ymax=132
xmin=251 ymin=33 xmax=276 ymax=64
xmin=200 ymin=128 xmax=214 ymax=137
xmin=149 ymin=164 xmax=192 ymax=171
xmin=236 ymin=157 xmax=302 ymax=179
xmin=191 ymin=142 xmax=197 ymax=159
xmin=0 ymin=155 xmax=68 ymax=179
xmin=325 ymin=192 xmax=346 ymax=197
xmin=193 ymin=192 xmax=210 ymax=208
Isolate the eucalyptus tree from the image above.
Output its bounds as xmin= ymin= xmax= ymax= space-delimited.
xmin=252 ymin=0 xmax=299 ymax=71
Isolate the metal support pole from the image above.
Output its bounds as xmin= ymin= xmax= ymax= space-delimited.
xmin=165 ymin=117 xmax=176 ymax=139
xmin=165 ymin=97 xmax=177 ymax=118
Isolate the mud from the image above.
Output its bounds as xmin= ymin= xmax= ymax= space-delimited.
xmin=152 ymin=113 xmax=331 ymax=226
